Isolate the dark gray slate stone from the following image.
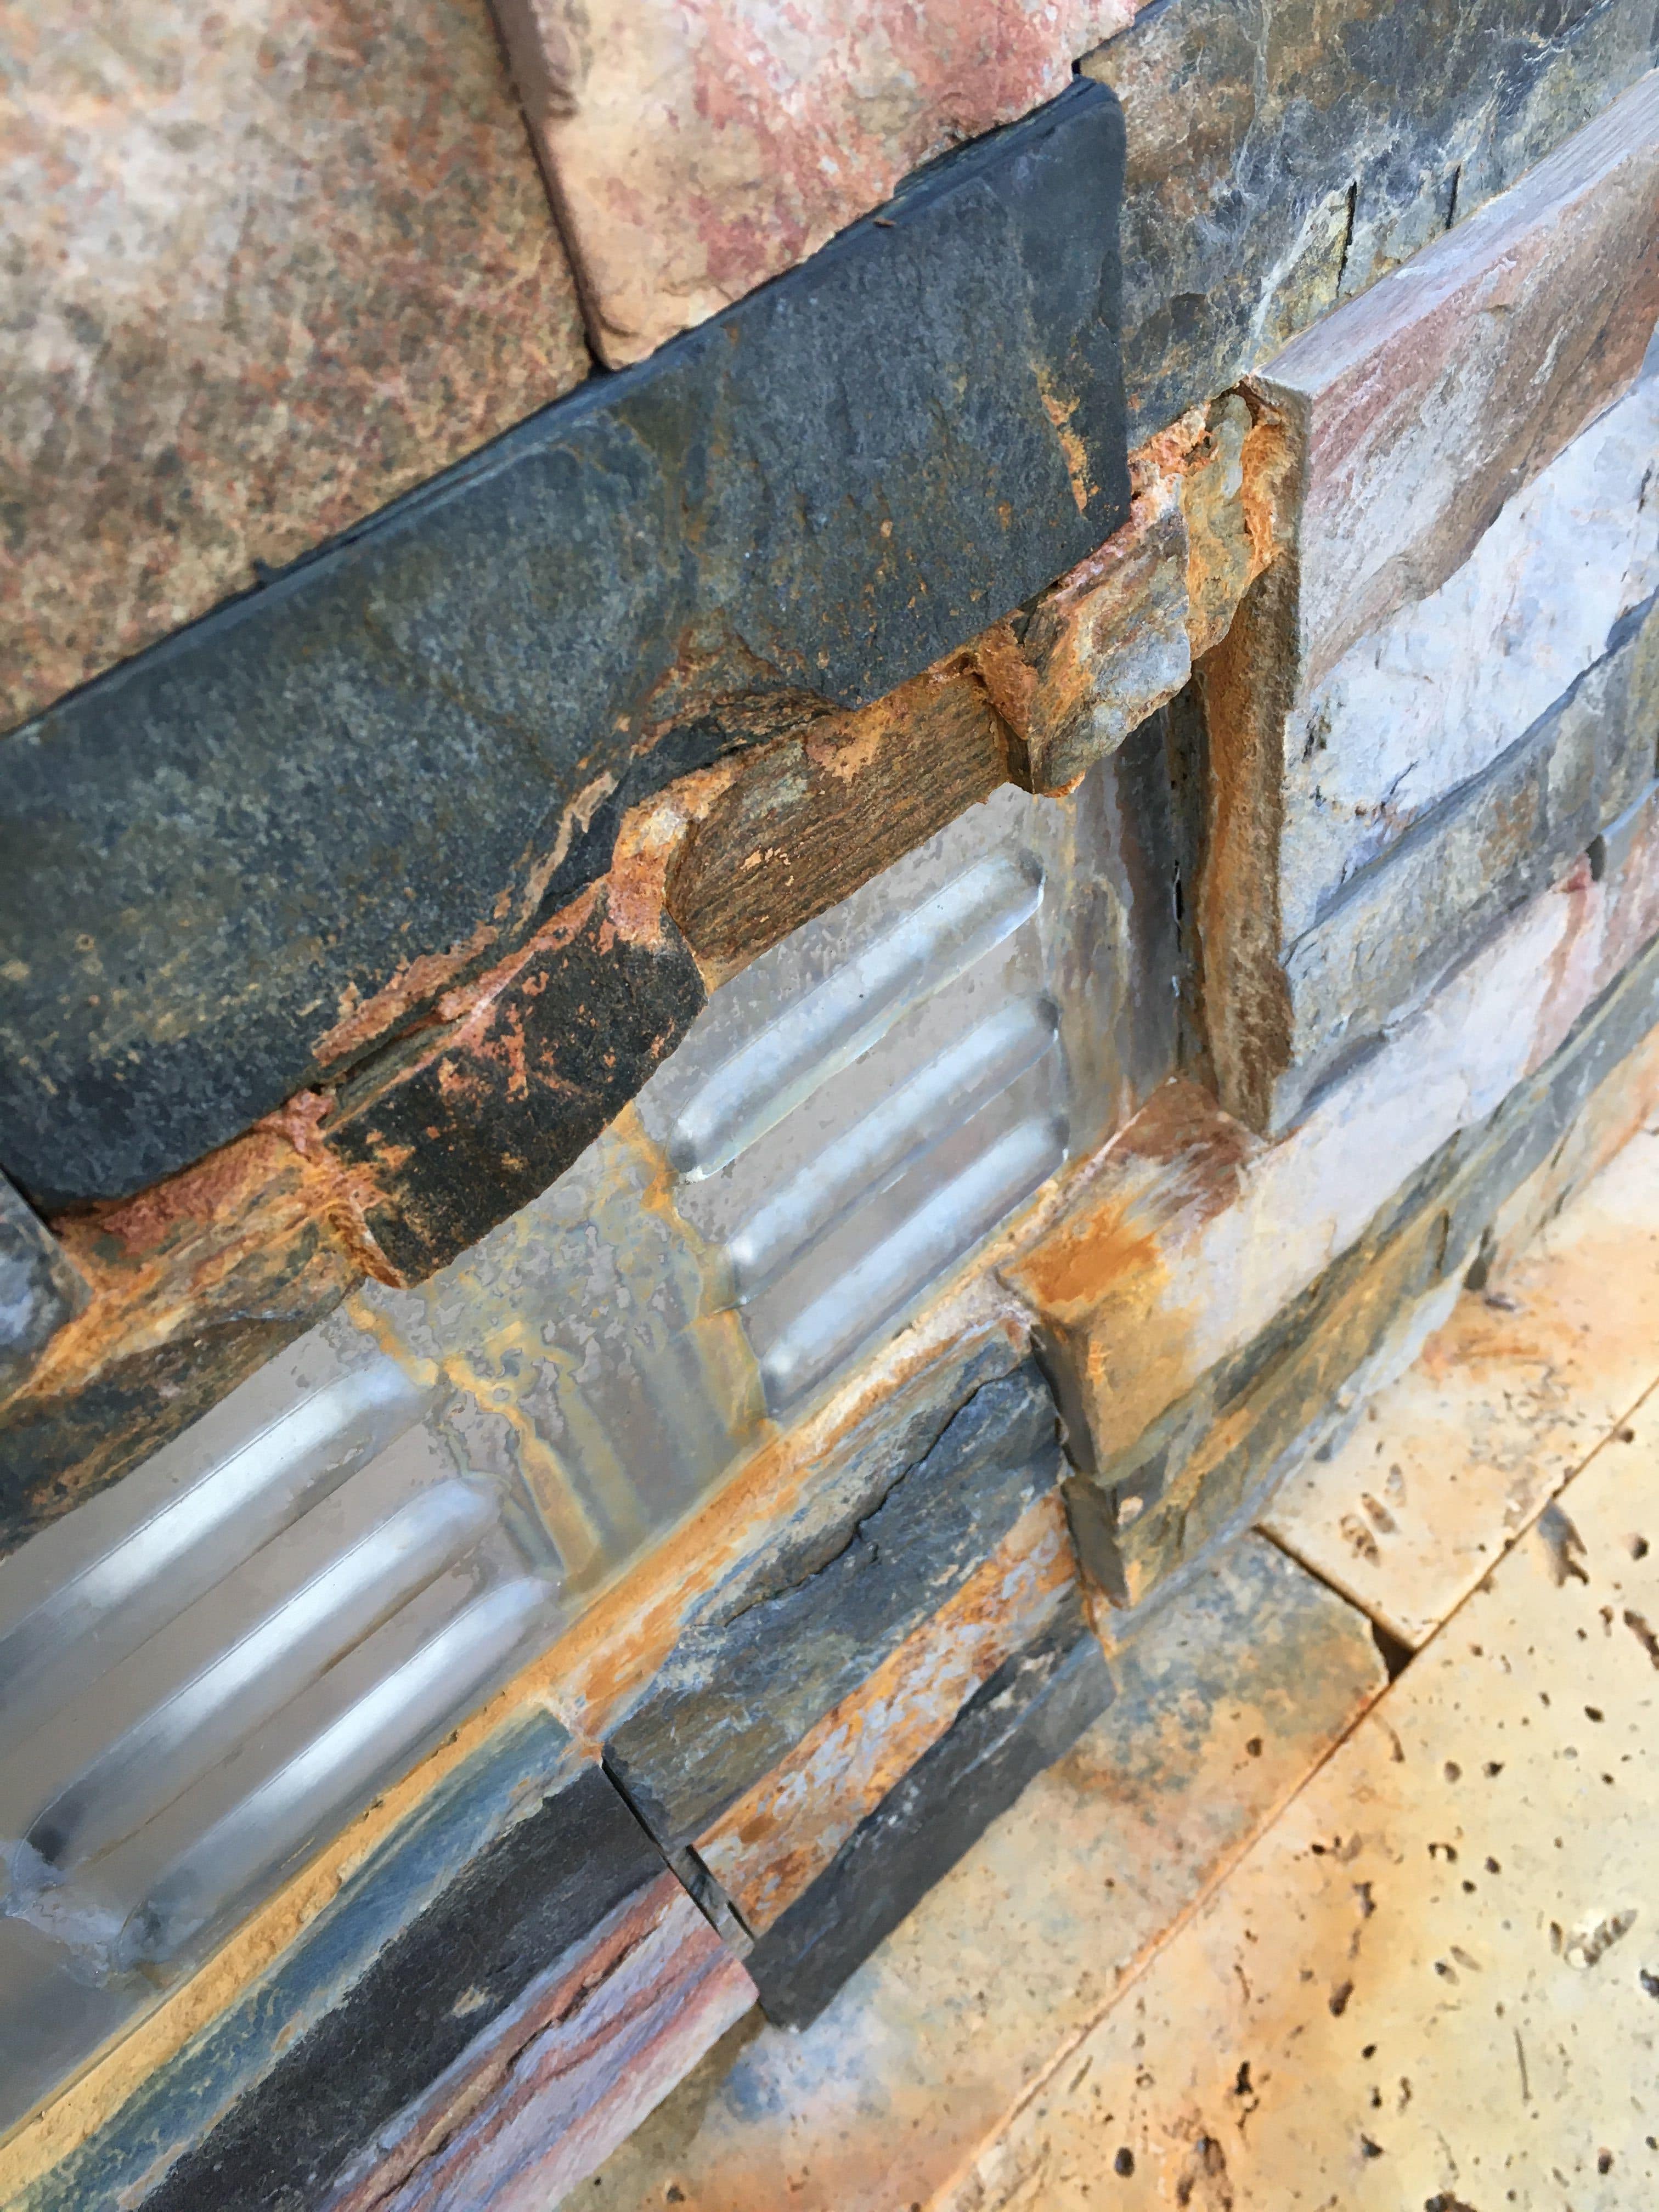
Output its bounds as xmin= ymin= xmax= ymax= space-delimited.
xmin=1274 ymin=586 xmax=1659 ymax=1125
xmin=325 ymin=888 xmax=709 ymax=1278
xmin=0 ymin=1175 xmax=87 ymax=1406
xmin=17 ymin=1714 xmax=661 ymax=2212
xmin=0 ymin=83 xmax=1129 ymax=1213
xmin=744 ymin=1593 xmax=1113 ymax=2029
xmin=1090 ymin=0 xmax=1659 ymax=441
xmin=604 ymin=1357 xmax=1065 ymax=1856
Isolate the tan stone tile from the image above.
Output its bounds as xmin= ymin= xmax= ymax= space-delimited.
xmin=951 ymin=1412 xmax=1659 ymax=2211
xmin=1264 ymin=1120 xmax=1659 ymax=1647
xmin=585 ymin=1536 xmax=1383 ymax=2211
xmin=2 ymin=0 xmax=589 ymax=730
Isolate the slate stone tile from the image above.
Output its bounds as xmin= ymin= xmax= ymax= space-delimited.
xmin=1248 ymin=68 xmax=1659 ymax=692
xmin=324 ymin=1884 xmax=753 ymax=2212
xmin=742 ymin=1593 xmax=1114 ymax=2030
xmin=0 ymin=1120 xmax=365 ymax=1561
xmin=1190 ymin=74 xmax=1659 ymax=1132
xmin=324 ymin=885 xmax=708 ymax=1279
xmin=692 ymin=1494 xmax=1079 ymax=1936
xmin=0 ymin=81 xmax=1129 ymax=1215
xmin=603 ymin=1358 xmax=1065 ymax=1858
xmin=1088 ymin=0 xmax=1659 ymax=443
xmin=21 ymin=1716 xmax=690 ymax=2212
xmin=1007 ymin=806 xmax=1659 ymax=1538
xmin=0 ymin=1175 xmax=88 ymax=1407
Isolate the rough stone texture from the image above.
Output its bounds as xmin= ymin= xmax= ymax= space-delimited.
xmin=604 ymin=1359 xmax=1064 ymax=1858
xmin=0 ymin=1110 xmax=372 ymax=1561
xmin=583 ymin=1536 xmax=1383 ymax=2209
xmin=0 ymin=81 xmax=1129 ymax=1216
xmin=493 ymin=0 xmax=1142 ymax=365
xmin=665 ymin=662 xmax=1012 ymax=980
xmin=0 ymin=384 xmax=1224 ymax=1506
xmin=975 ymin=397 xmax=1291 ymax=794
xmin=1194 ymin=77 xmax=1659 ymax=1135
xmin=1277 ymin=587 xmax=1659 ymax=1124
xmin=1276 ymin=366 xmax=1659 ymax=953
xmin=693 ymin=1493 xmax=1077 ymax=1935
xmin=0 ymin=0 xmax=590 ymax=735
xmin=947 ymin=1398 xmax=1659 ymax=2209
xmin=325 ymin=1883 xmax=754 ymax=2212
xmin=121 ymin=1757 xmax=680 ymax=2212
xmin=1266 ymin=1112 xmax=1659 ymax=1648
xmin=1088 ymin=0 xmax=1659 ymax=442
xmin=0 ymin=1173 xmax=88 ymax=1406
xmin=1069 ymin=893 xmax=1659 ymax=1626
xmin=1254 ymin=68 xmax=1659 ymax=691
xmin=1006 ymin=802 xmax=1659 ymax=1525
xmin=745 ymin=1594 xmax=1114 ymax=2030
xmin=324 ymin=882 xmax=708 ymax=1280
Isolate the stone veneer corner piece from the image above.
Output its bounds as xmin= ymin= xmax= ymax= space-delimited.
xmin=0 ymin=0 xmax=590 ymax=733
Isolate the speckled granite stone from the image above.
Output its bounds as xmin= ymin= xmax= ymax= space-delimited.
xmin=0 ymin=0 xmax=590 ymax=733
xmin=494 ymin=0 xmax=1144 ymax=366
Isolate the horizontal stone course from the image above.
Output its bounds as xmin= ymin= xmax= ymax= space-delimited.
xmin=1251 ymin=66 xmax=1659 ymax=690
xmin=1197 ymin=78 xmax=1659 ymax=1132
xmin=1277 ymin=365 xmax=1659 ymax=949
xmin=692 ymin=1493 xmax=1077 ymax=1936
xmin=13 ymin=1716 xmax=676 ymax=2212
xmin=1007 ymin=775 xmax=1659 ymax=1539
xmin=743 ymin=1593 xmax=1113 ymax=2029
xmin=0 ymin=83 xmax=1128 ymax=1216
xmin=1090 ymin=0 xmax=1659 ymax=440
xmin=1274 ymin=588 xmax=1659 ymax=1125
xmin=1060 ymin=878 xmax=1659 ymax=1622
xmin=604 ymin=1358 xmax=1064 ymax=1857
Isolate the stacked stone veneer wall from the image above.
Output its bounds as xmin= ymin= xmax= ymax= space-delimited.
xmin=1 ymin=10 xmax=1657 ymax=2209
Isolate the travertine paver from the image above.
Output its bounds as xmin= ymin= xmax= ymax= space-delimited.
xmin=586 ymin=1537 xmax=1383 ymax=2211
xmin=947 ymin=1397 xmax=1659 ymax=2210
xmin=1265 ymin=1118 xmax=1659 ymax=1645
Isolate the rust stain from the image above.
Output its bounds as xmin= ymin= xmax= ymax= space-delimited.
xmin=1037 ymin=374 xmax=1097 ymax=515
xmin=697 ymin=1493 xmax=1076 ymax=1931
xmin=312 ymin=918 xmax=505 ymax=1069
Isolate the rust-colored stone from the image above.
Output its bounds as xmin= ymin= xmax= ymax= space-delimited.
xmin=0 ymin=1104 xmax=378 ymax=1551
xmin=693 ymin=1493 xmax=1076 ymax=1934
xmin=665 ymin=662 xmax=1011 ymax=980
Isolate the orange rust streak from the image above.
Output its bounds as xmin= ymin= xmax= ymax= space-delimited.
xmin=696 ymin=1492 xmax=1076 ymax=1932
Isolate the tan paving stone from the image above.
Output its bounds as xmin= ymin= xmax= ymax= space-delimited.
xmin=1263 ymin=1118 xmax=1659 ymax=1647
xmin=585 ymin=1536 xmax=1383 ymax=2211
xmin=948 ymin=1400 xmax=1659 ymax=2211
